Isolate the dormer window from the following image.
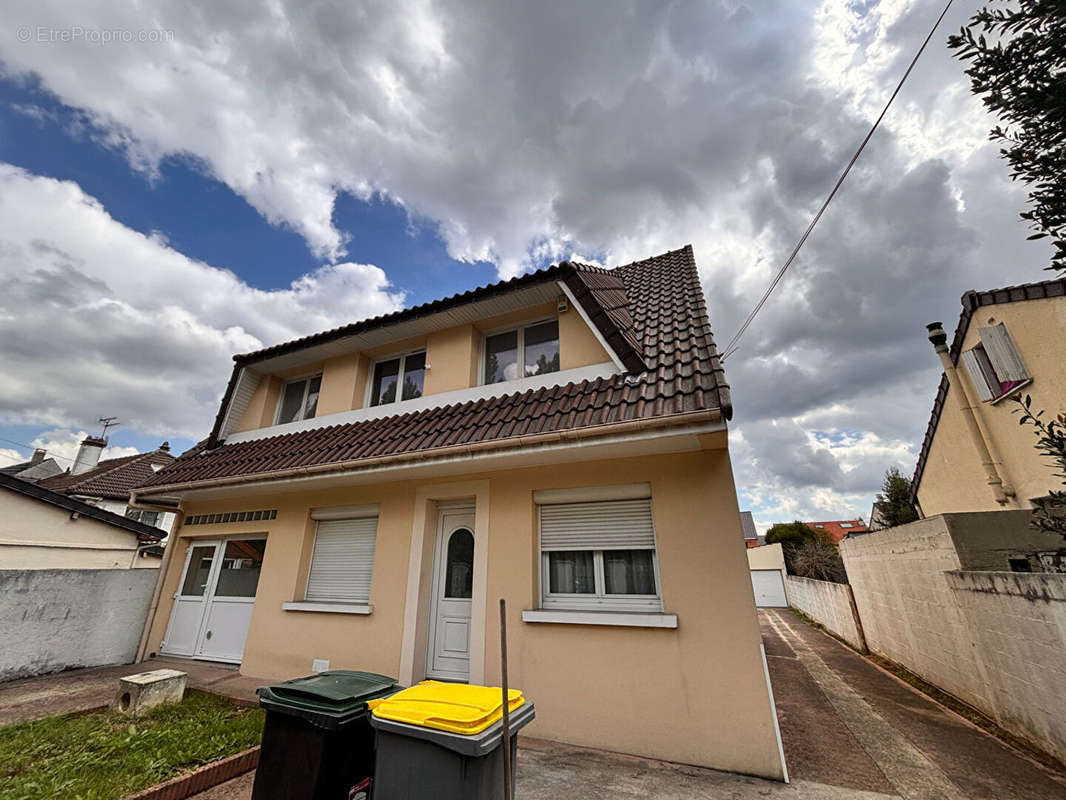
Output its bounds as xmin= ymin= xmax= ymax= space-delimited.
xmin=276 ymin=374 xmax=321 ymax=424
xmin=484 ymin=319 xmax=559 ymax=384
xmin=370 ymin=351 xmax=426 ymax=406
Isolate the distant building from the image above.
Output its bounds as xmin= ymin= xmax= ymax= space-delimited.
xmin=740 ymin=511 xmax=764 ymax=548
xmin=38 ymin=436 xmax=176 ymax=532
xmin=0 ymin=449 xmax=63 ymax=482
xmin=0 ymin=471 xmax=162 ymax=569
xmin=867 ymin=502 xmax=889 ymax=532
xmin=803 ymin=519 xmax=868 ymax=543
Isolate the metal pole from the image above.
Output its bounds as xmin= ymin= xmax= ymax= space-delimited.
xmin=500 ymin=598 xmax=512 ymax=800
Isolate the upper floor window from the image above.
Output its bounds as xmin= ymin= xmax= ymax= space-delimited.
xmin=960 ymin=323 xmax=1030 ymax=402
xmin=125 ymin=507 xmax=160 ymax=527
xmin=370 ymin=351 xmax=426 ymax=406
xmin=276 ymin=374 xmax=321 ymax=424
xmin=484 ymin=319 xmax=559 ymax=384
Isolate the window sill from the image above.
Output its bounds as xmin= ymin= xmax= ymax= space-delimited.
xmin=521 ymin=610 xmax=678 ymax=628
xmin=988 ymin=378 xmax=1032 ymax=405
xmin=282 ymin=602 xmax=373 ymax=615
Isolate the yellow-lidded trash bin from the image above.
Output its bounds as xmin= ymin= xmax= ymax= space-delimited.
xmin=368 ymin=681 xmax=535 ymax=800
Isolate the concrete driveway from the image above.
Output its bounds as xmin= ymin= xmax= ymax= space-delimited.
xmin=761 ymin=608 xmax=1066 ymax=799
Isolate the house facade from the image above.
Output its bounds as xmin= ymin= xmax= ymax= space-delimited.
xmin=0 ymin=472 xmax=162 ymax=569
xmin=913 ymin=278 xmax=1066 ymax=517
xmin=39 ymin=439 xmax=177 ymax=532
xmin=134 ymin=246 xmax=786 ymax=779
xmin=803 ymin=519 xmax=868 ymax=543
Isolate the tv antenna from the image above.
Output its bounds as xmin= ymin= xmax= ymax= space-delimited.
xmin=98 ymin=417 xmax=120 ymax=439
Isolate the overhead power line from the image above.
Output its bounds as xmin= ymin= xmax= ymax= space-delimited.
xmin=0 ymin=437 xmax=76 ymax=465
xmin=721 ymin=0 xmax=956 ymax=362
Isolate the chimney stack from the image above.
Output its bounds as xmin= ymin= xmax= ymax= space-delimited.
xmin=30 ymin=448 xmax=46 ymax=465
xmin=71 ymin=436 xmax=107 ymax=475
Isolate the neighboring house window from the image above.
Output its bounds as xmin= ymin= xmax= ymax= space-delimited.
xmin=304 ymin=515 xmax=379 ymax=604
xmin=370 ymin=351 xmax=426 ymax=406
xmin=839 ymin=522 xmax=853 ymax=529
xmin=276 ymin=374 xmax=322 ymax=424
xmin=484 ymin=320 xmax=559 ymax=384
xmin=538 ymin=498 xmax=663 ymax=612
xmin=960 ymin=323 xmax=1030 ymax=402
xmin=125 ymin=508 xmax=160 ymax=527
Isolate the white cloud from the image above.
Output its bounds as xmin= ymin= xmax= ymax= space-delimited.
xmin=0 ymin=165 xmax=405 ymax=438
xmin=0 ymin=0 xmax=1056 ymax=518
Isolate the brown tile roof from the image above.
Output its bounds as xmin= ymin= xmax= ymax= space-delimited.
xmin=40 ymin=448 xmax=176 ymax=500
xmin=140 ymin=246 xmax=730 ymax=493
xmin=910 ymin=276 xmax=1066 ymax=502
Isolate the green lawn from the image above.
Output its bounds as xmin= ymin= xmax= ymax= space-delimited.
xmin=0 ymin=691 xmax=264 ymax=800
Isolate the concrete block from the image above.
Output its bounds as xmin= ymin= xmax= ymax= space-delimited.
xmin=114 ymin=668 xmax=187 ymax=715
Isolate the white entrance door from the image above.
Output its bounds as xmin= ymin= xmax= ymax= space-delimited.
xmin=427 ymin=506 xmax=475 ymax=682
xmin=162 ymin=537 xmax=266 ymax=663
xmin=751 ymin=569 xmax=788 ymax=607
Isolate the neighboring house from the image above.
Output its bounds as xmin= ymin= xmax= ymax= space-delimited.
xmin=914 ymin=278 xmax=1066 ymax=517
xmin=0 ymin=448 xmax=63 ymax=481
xmin=38 ymin=438 xmax=177 ymax=532
xmin=747 ymin=542 xmax=788 ymax=607
xmin=803 ymin=519 xmax=868 ymax=543
xmin=867 ymin=501 xmax=888 ymax=532
xmin=740 ymin=510 xmax=763 ymax=548
xmin=0 ymin=472 xmax=163 ymax=569
xmin=133 ymin=246 xmax=786 ymax=780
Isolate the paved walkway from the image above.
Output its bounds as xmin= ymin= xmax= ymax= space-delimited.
xmin=6 ymin=614 xmax=1066 ymax=798
xmin=761 ymin=608 xmax=1066 ymax=799
xmin=0 ymin=656 xmax=266 ymax=726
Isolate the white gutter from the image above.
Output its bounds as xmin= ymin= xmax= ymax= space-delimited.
xmin=134 ymin=503 xmax=184 ymax=662
xmin=139 ymin=408 xmax=725 ymax=500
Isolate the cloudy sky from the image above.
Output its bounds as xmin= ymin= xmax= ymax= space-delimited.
xmin=0 ymin=0 xmax=1051 ymax=529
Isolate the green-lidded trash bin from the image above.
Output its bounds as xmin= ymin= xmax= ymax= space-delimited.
xmin=251 ymin=670 xmax=398 ymax=800
xmin=367 ymin=680 xmax=536 ymax=800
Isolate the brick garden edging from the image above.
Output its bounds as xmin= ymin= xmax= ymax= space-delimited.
xmin=125 ymin=746 xmax=260 ymax=800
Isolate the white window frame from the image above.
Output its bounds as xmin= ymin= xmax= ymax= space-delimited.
xmin=366 ymin=349 xmax=427 ymax=407
xmin=537 ymin=494 xmax=664 ymax=613
xmin=480 ymin=316 xmax=559 ymax=386
xmin=274 ymin=372 xmax=322 ymax=425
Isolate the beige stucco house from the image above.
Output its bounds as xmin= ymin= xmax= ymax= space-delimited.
xmin=133 ymin=246 xmax=786 ymax=779
xmin=0 ymin=472 xmax=163 ymax=569
xmin=914 ymin=277 xmax=1066 ymax=517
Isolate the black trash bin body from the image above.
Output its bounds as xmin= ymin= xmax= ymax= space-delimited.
xmin=251 ymin=670 xmax=397 ymax=800
xmin=370 ymin=701 xmax=536 ymax=800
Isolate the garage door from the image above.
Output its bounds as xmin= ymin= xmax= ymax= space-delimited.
xmin=750 ymin=569 xmax=787 ymax=607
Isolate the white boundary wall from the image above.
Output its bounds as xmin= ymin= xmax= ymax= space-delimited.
xmin=785 ymin=575 xmax=865 ymax=651
xmin=0 ymin=568 xmax=156 ymax=682
xmin=841 ymin=514 xmax=1066 ymax=763
xmin=946 ymin=570 xmax=1066 ymax=764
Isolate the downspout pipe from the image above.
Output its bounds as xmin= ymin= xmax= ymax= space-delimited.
xmin=131 ymin=493 xmax=184 ymax=662
xmin=925 ymin=322 xmax=1014 ymax=506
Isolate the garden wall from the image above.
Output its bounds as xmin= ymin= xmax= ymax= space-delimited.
xmin=946 ymin=570 xmax=1066 ymax=764
xmin=0 ymin=568 xmax=156 ymax=682
xmin=840 ymin=513 xmax=1066 ymax=763
xmin=785 ymin=575 xmax=865 ymax=651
